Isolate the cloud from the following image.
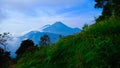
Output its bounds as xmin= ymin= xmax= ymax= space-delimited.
xmin=7 ymin=37 xmax=21 ymax=58
xmin=0 ymin=0 xmax=102 ymax=36
xmin=0 ymin=0 xmax=100 ymax=18
xmin=0 ymin=0 xmax=85 ymax=12
xmin=1 ymin=0 xmax=84 ymax=7
xmin=0 ymin=0 xmax=87 ymax=17
xmin=0 ymin=9 xmax=7 ymax=22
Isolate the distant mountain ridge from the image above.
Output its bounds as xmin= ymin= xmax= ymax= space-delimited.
xmin=42 ymin=21 xmax=81 ymax=35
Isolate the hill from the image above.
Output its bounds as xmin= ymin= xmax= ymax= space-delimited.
xmin=15 ymin=17 xmax=120 ymax=68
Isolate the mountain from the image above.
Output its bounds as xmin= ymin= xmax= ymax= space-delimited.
xmin=19 ymin=22 xmax=81 ymax=45
xmin=41 ymin=24 xmax=51 ymax=30
xmin=42 ymin=21 xmax=81 ymax=35
xmin=19 ymin=31 xmax=60 ymax=45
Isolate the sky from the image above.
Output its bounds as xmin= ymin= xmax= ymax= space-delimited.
xmin=0 ymin=0 xmax=102 ymax=36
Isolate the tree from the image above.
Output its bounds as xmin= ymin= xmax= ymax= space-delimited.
xmin=82 ymin=23 xmax=89 ymax=30
xmin=0 ymin=48 xmax=5 ymax=67
xmin=0 ymin=32 xmax=10 ymax=51
xmin=95 ymin=0 xmax=120 ymax=20
xmin=0 ymin=33 xmax=11 ymax=68
xmin=59 ymin=34 xmax=63 ymax=39
xmin=40 ymin=34 xmax=51 ymax=47
xmin=16 ymin=39 xmax=35 ymax=57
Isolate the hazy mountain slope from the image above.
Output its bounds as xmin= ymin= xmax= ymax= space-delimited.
xmin=19 ymin=31 xmax=60 ymax=45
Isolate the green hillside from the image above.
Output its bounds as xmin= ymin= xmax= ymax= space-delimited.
xmin=15 ymin=17 xmax=120 ymax=68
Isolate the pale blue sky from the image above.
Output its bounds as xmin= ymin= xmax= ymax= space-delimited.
xmin=0 ymin=0 xmax=102 ymax=36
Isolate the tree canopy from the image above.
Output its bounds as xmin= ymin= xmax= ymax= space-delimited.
xmin=82 ymin=23 xmax=89 ymax=30
xmin=16 ymin=39 xmax=34 ymax=57
xmin=95 ymin=0 xmax=120 ymax=20
xmin=0 ymin=33 xmax=11 ymax=68
xmin=40 ymin=34 xmax=51 ymax=47
xmin=0 ymin=32 xmax=10 ymax=51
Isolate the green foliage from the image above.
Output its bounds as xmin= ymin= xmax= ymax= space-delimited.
xmin=0 ymin=33 xmax=11 ymax=68
xmin=15 ymin=17 xmax=120 ymax=68
xmin=95 ymin=0 xmax=120 ymax=21
xmin=16 ymin=39 xmax=37 ymax=58
xmin=40 ymin=34 xmax=51 ymax=47
xmin=82 ymin=23 xmax=89 ymax=30
xmin=0 ymin=48 xmax=11 ymax=68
